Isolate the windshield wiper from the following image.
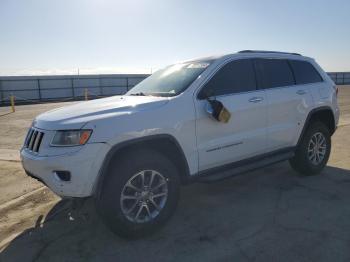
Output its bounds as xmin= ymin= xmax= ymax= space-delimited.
xmin=129 ymin=92 xmax=146 ymax=96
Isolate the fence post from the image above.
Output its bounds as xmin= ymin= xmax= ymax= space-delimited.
xmin=85 ymin=88 xmax=88 ymax=101
xmin=336 ymin=73 xmax=339 ymax=85
xmin=10 ymin=95 xmax=15 ymax=112
xmin=37 ymin=79 xmax=42 ymax=101
xmin=0 ymin=79 xmax=3 ymax=106
xmin=99 ymin=76 xmax=103 ymax=97
xmin=71 ymin=78 xmax=75 ymax=99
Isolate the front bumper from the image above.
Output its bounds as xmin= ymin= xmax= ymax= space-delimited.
xmin=20 ymin=143 xmax=110 ymax=197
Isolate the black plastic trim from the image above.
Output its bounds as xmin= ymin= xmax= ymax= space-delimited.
xmin=54 ymin=171 xmax=71 ymax=182
xmin=297 ymin=106 xmax=336 ymax=146
xmin=192 ymin=147 xmax=295 ymax=182
xmin=94 ymin=134 xmax=191 ymax=197
xmin=287 ymin=59 xmax=297 ymax=85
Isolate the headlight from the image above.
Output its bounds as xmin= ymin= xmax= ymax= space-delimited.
xmin=51 ymin=130 xmax=92 ymax=146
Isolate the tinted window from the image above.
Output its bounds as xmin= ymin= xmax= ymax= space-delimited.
xmin=289 ymin=60 xmax=323 ymax=84
xmin=255 ymin=59 xmax=294 ymax=89
xmin=198 ymin=59 xmax=256 ymax=99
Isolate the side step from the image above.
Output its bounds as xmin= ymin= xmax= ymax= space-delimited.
xmin=197 ymin=151 xmax=294 ymax=183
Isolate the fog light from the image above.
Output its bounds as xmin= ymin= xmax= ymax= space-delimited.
xmin=54 ymin=171 xmax=71 ymax=182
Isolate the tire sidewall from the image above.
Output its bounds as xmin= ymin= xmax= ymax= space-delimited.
xmin=299 ymin=122 xmax=331 ymax=174
xmin=97 ymin=149 xmax=180 ymax=237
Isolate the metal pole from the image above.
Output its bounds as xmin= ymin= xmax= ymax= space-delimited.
xmin=37 ymin=79 xmax=42 ymax=101
xmin=335 ymin=73 xmax=338 ymax=85
xmin=10 ymin=95 xmax=15 ymax=112
xmin=0 ymin=79 xmax=3 ymax=106
xmin=126 ymin=77 xmax=129 ymax=91
xmin=71 ymin=78 xmax=75 ymax=99
xmin=85 ymin=88 xmax=88 ymax=101
xmin=99 ymin=76 xmax=103 ymax=96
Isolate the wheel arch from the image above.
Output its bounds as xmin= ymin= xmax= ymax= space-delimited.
xmin=94 ymin=134 xmax=191 ymax=198
xmin=297 ymin=106 xmax=336 ymax=146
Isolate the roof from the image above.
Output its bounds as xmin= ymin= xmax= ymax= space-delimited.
xmin=179 ymin=50 xmax=308 ymax=65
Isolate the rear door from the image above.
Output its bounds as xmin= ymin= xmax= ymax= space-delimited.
xmin=255 ymin=58 xmax=314 ymax=151
xmin=289 ymin=59 xmax=325 ymax=142
xmin=194 ymin=59 xmax=268 ymax=171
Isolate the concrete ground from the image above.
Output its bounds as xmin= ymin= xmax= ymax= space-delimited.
xmin=0 ymin=87 xmax=350 ymax=262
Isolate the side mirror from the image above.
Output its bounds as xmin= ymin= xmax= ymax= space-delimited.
xmin=198 ymin=88 xmax=214 ymax=100
xmin=206 ymin=99 xmax=231 ymax=123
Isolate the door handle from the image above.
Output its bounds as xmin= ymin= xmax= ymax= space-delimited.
xmin=249 ymin=97 xmax=263 ymax=103
xmin=296 ymin=90 xmax=307 ymax=95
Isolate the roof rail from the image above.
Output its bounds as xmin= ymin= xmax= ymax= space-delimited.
xmin=238 ymin=50 xmax=301 ymax=56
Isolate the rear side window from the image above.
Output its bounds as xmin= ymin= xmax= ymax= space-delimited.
xmin=255 ymin=59 xmax=294 ymax=89
xmin=289 ymin=60 xmax=323 ymax=84
xmin=198 ymin=59 xmax=256 ymax=99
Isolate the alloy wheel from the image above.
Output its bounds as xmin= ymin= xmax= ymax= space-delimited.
xmin=120 ymin=170 xmax=168 ymax=223
xmin=307 ymin=132 xmax=327 ymax=165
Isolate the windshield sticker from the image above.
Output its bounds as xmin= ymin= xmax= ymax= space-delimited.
xmin=187 ymin=63 xmax=210 ymax=69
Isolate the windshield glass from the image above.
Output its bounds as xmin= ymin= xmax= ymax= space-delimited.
xmin=126 ymin=61 xmax=211 ymax=97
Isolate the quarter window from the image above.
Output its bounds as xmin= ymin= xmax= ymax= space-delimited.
xmin=198 ymin=59 xmax=256 ymax=99
xmin=255 ymin=59 xmax=295 ymax=89
xmin=289 ymin=60 xmax=323 ymax=84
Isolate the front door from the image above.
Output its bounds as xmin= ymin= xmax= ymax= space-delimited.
xmin=194 ymin=59 xmax=268 ymax=172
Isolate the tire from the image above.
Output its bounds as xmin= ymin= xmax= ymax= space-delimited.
xmin=96 ymin=149 xmax=180 ymax=238
xmin=289 ymin=121 xmax=331 ymax=176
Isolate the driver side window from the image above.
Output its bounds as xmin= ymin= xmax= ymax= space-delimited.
xmin=198 ymin=59 xmax=256 ymax=99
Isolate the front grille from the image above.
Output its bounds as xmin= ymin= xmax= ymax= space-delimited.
xmin=24 ymin=128 xmax=45 ymax=153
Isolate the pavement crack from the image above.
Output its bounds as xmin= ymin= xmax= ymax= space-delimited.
xmin=235 ymin=242 xmax=254 ymax=262
xmin=275 ymin=222 xmax=350 ymax=243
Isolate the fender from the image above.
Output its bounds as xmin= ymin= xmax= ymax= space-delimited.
xmin=93 ymin=134 xmax=191 ymax=198
xmin=297 ymin=106 xmax=336 ymax=146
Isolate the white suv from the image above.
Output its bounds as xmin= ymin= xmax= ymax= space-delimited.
xmin=21 ymin=50 xmax=339 ymax=237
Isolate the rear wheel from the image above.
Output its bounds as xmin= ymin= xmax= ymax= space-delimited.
xmin=96 ymin=149 xmax=180 ymax=238
xmin=289 ymin=122 xmax=331 ymax=176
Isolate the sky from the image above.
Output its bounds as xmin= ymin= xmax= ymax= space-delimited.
xmin=0 ymin=0 xmax=350 ymax=76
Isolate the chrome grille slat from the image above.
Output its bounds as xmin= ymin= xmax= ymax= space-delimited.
xmin=24 ymin=128 xmax=45 ymax=153
xmin=25 ymin=129 xmax=34 ymax=148
xmin=28 ymin=131 xmax=38 ymax=150
xmin=33 ymin=132 xmax=42 ymax=152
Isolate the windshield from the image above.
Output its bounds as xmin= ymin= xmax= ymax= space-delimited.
xmin=126 ymin=61 xmax=211 ymax=97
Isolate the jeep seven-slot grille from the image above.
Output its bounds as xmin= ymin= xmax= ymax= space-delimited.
xmin=25 ymin=128 xmax=44 ymax=153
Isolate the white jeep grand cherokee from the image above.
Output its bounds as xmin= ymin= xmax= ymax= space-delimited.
xmin=21 ymin=50 xmax=339 ymax=237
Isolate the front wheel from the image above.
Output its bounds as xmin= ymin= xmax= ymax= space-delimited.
xmin=289 ymin=122 xmax=331 ymax=176
xmin=96 ymin=149 xmax=180 ymax=238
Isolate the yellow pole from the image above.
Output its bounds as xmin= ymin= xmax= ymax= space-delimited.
xmin=84 ymin=88 xmax=88 ymax=101
xmin=10 ymin=95 xmax=15 ymax=112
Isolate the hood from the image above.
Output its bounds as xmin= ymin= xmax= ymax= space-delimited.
xmin=34 ymin=95 xmax=169 ymax=130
